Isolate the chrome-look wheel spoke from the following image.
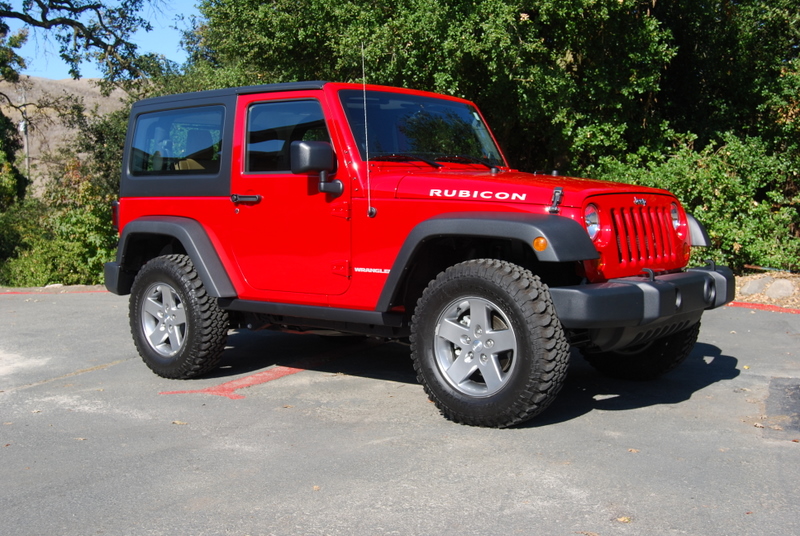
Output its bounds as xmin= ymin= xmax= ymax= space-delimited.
xmin=160 ymin=286 xmax=177 ymax=309
xmin=171 ymin=305 xmax=187 ymax=326
xmin=467 ymin=299 xmax=492 ymax=336
xmin=167 ymin=325 xmax=184 ymax=352
xmin=142 ymin=295 xmax=163 ymax=319
xmin=147 ymin=323 xmax=169 ymax=348
xmin=480 ymin=356 xmax=506 ymax=393
xmin=436 ymin=317 xmax=470 ymax=346
xmin=445 ymin=352 xmax=479 ymax=385
xmin=486 ymin=329 xmax=516 ymax=355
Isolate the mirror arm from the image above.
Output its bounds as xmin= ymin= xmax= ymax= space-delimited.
xmin=318 ymin=169 xmax=343 ymax=197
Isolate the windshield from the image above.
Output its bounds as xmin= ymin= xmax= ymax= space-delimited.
xmin=339 ymin=90 xmax=505 ymax=167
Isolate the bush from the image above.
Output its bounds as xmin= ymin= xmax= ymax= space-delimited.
xmin=0 ymin=158 xmax=116 ymax=287
xmin=586 ymin=133 xmax=800 ymax=272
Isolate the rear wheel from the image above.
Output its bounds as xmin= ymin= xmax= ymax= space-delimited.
xmin=411 ymin=259 xmax=570 ymax=427
xmin=581 ymin=323 xmax=701 ymax=381
xmin=129 ymin=254 xmax=228 ymax=379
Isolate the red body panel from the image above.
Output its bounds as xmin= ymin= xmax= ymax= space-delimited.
xmin=116 ymin=83 xmax=692 ymax=310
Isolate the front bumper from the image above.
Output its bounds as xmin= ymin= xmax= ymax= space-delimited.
xmin=549 ymin=263 xmax=735 ymax=330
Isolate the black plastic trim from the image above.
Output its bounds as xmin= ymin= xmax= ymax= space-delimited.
xmin=131 ymin=81 xmax=328 ymax=109
xmin=107 ymin=216 xmax=236 ymax=298
xmin=218 ymin=298 xmax=404 ymax=328
xmin=687 ymin=213 xmax=711 ymax=247
xmin=375 ymin=212 xmax=599 ymax=311
xmin=549 ymin=264 xmax=735 ymax=329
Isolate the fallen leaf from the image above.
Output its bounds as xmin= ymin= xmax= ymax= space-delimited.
xmin=75 ymin=438 xmax=87 ymax=441
xmin=312 ymin=486 xmax=321 ymax=491
xmin=754 ymin=423 xmax=765 ymax=429
xmin=283 ymin=405 xmax=294 ymax=409
xmin=743 ymin=365 xmax=750 ymax=369
xmin=574 ymin=532 xmax=600 ymax=536
xmin=628 ymin=448 xmax=640 ymax=453
xmin=616 ymin=516 xmax=632 ymax=523
xmin=172 ymin=420 xmax=188 ymax=425
xmin=730 ymin=330 xmax=737 ymax=334
xmin=792 ymin=439 xmax=799 ymax=443
xmin=3 ymin=443 xmax=10 ymax=447
xmin=31 ymin=410 xmax=41 ymax=413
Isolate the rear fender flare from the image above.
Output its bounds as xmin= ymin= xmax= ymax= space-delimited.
xmin=113 ymin=216 xmax=236 ymax=298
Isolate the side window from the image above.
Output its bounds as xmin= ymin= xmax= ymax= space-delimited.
xmin=246 ymin=99 xmax=330 ymax=173
xmin=130 ymin=106 xmax=224 ymax=175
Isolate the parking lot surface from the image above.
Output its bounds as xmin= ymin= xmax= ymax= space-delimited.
xmin=1 ymin=289 xmax=799 ymax=535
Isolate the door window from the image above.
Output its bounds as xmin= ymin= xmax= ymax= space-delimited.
xmin=246 ymin=100 xmax=330 ymax=173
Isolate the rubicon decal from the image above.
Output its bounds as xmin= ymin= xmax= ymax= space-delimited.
xmin=430 ymin=189 xmax=527 ymax=201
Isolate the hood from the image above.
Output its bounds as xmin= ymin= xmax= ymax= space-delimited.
xmin=392 ymin=169 xmax=672 ymax=207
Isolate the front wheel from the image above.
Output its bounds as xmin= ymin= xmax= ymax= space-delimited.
xmin=129 ymin=254 xmax=229 ymax=379
xmin=581 ymin=322 xmax=701 ymax=381
xmin=410 ymin=259 xmax=570 ymax=428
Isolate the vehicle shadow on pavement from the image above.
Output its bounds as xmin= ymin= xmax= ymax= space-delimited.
xmin=193 ymin=331 xmax=742 ymax=428
xmin=206 ymin=330 xmax=419 ymax=384
xmin=524 ymin=342 xmax=741 ymax=428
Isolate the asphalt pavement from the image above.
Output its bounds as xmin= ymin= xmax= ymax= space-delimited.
xmin=1 ymin=289 xmax=798 ymax=535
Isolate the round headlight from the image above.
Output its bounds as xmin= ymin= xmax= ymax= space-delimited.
xmin=584 ymin=204 xmax=600 ymax=240
xmin=670 ymin=203 xmax=680 ymax=230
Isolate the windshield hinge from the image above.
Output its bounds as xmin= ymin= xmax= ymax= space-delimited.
xmin=547 ymin=187 xmax=563 ymax=214
xmin=331 ymin=201 xmax=351 ymax=220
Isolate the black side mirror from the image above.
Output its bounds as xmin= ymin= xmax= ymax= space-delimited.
xmin=290 ymin=141 xmax=343 ymax=197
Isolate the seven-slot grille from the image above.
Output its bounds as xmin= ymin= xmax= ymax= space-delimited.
xmin=609 ymin=204 xmax=677 ymax=269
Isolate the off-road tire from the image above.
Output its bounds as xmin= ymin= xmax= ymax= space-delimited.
xmin=581 ymin=322 xmax=701 ymax=381
xmin=129 ymin=254 xmax=228 ymax=379
xmin=410 ymin=259 xmax=570 ymax=428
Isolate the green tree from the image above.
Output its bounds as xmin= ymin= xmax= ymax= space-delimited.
xmin=589 ymin=133 xmax=800 ymax=271
xmin=0 ymin=107 xmax=127 ymax=286
xmin=0 ymin=1 xmax=163 ymax=286
xmin=187 ymin=0 xmax=675 ymax=171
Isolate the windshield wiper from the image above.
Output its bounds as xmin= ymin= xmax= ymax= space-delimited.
xmin=434 ymin=154 xmax=499 ymax=171
xmin=369 ymin=153 xmax=443 ymax=168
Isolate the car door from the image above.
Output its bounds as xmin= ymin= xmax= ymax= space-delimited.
xmin=228 ymin=92 xmax=351 ymax=296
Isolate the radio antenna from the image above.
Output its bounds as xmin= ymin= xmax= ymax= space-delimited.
xmin=362 ymin=43 xmax=377 ymax=218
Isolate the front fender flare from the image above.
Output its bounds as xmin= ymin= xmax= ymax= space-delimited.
xmin=375 ymin=212 xmax=598 ymax=311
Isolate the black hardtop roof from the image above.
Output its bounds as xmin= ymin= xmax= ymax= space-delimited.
xmin=132 ymin=81 xmax=328 ymax=108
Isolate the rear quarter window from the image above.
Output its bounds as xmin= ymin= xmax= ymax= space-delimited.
xmin=130 ymin=106 xmax=225 ymax=176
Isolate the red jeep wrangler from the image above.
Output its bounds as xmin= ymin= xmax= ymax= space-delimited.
xmin=105 ymin=81 xmax=734 ymax=427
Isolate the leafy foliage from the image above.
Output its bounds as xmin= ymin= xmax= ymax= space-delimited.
xmin=189 ymin=0 xmax=676 ymax=171
xmin=588 ymin=134 xmax=800 ymax=271
xmin=4 ymin=0 xmax=800 ymax=284
xmin=0 ymin=104 xmax=126 ymax=286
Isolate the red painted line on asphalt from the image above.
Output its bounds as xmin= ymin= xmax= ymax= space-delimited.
xmin=160 ymin=365 xmax=310 ymax=399
xmin=727 ymin=301 xmax=800 ymax=315
xmin=160 ymin=338 xmax=384 ymax=399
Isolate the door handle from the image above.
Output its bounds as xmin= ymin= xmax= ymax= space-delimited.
xmin=230 ymin=194 xmax=262 ymax=203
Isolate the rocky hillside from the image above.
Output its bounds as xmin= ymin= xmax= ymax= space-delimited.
xmin=0 ymin=75 xmax=127 ymax=186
